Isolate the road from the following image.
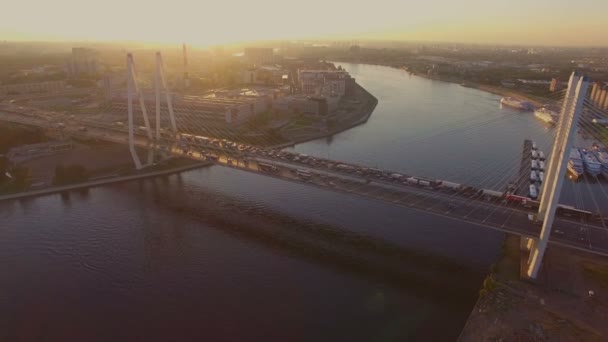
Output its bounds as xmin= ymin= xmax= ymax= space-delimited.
xmin=2 ymin=106 xmax=608 ymax=256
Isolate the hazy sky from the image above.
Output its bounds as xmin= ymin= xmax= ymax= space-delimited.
xmin=2 ymin=0 xmax=607 ymax=46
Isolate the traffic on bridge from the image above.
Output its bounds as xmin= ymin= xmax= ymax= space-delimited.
xmin=2 ymin=89 xmax=608 ymax=258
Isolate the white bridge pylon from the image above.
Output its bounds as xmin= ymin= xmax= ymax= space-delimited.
xmin=526 ymin=71 xmax=589 ymax=279
xmin=126 ymin=52 xmax=178 ymax=169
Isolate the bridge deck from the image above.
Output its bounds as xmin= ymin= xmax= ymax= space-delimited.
xmin=2 ymin=110 xmax=608 ymax=257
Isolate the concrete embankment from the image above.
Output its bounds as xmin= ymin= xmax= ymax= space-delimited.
xmin=0 ymin=161 xmax=211 ymax=202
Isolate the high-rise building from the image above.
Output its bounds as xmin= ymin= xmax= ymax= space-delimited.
xmin=66 ymin=47 xmax=100 ymax=77
xmin=599 ymin=88 xmax=608 ymax=110
xmin=591 ymin=82 xmax=600 ymax=102
xmin=182 ymin=43 xmax=190 ymax=88
xmin=549 ymin=78 xmax=559 ymax=92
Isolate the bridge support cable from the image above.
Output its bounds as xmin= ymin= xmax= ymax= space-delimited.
xmin=582 ymin=174 xmax=606 ymax=228
xmin=527 ymin=72 xmax=589 ymax=279
xmin=576 ymin=115 xmax=608 ymax=214
xmin=538 ymin=84 xmax=579 ymax=214
xmin=119 ymin=60 xmax=600 ymax=250
xmin=126 ymin=52 xmax=182 ymax=169
xmin=344 ymin=90 xmax=566 ymax=214
xmin=126 ymin=53 xmax=149 ymax=170
xmin=155 ymin=54 xmax=161 ymax=141
xmin=156 ymin=52 xmax=178 ymax=136
xmin=568 ymin=99 xmax=608 ymax=212
xmin=418 ymin=120 xmax=558 ymax=224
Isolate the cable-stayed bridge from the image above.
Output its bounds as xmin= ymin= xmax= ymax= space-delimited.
xmin=1 ymin=53 xmax=608 ymax=278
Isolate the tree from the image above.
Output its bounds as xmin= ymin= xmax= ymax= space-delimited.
xmin=12 ymin=166 xmax=29 ymax=188
xmin=0 ymin=165 xmax=30 ymax=193
xmin=0 ymin=157 xmax=7 ymax=175
xmin=53 ymin=164 xmax=89 ymax=185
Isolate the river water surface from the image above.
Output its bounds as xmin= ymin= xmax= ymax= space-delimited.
xmin=1 ymin=63 xmax=601 ymax=341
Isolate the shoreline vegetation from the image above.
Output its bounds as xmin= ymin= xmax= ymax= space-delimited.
xmin=0 ymin=158 xmax=210 ymax=202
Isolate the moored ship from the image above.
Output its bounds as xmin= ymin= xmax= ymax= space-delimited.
xmin=594 ymin=150 xmax=608 ymax=178
xmin=581 ymin=149 xmax=602 ymax=176
xmin=500 ymin=97 xmax=533 ymax=111
xmin=534 ymin=107 xmax=558 ymax=125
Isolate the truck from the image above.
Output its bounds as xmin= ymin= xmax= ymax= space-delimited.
xmin=405 ymin=177 xmax=431 ymax=187
xmin=480 ymin=189 xmax=504 ymax=199
xmin=258 ymin=162 xmax=278 ymax=173
xmin=439 ymin=181 xmax=462 ymax=190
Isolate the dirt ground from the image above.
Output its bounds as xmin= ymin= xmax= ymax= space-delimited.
xmin=459 ymin=235 xmax=608 ymax=341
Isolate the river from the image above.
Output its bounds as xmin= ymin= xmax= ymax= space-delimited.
xmin=0 ymin=63 xmax=602 ymax=341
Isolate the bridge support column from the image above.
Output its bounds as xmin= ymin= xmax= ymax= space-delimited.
xmin=153 ymin=52 xmax=178 ymax=157
xmin=126 ymin=52 xmax=177 ymax=170
xmin=155 ymin=52 xmax=178 ymax=137
xmin=127 ymin=54 xmax=143 ymax=170
xmin=526 ymin=72 xmax=589 ymax=279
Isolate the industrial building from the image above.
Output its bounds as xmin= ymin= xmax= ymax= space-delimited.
xmin=241 ymin=66 xmax=289 ymax=85
xmin=297 ymin=70 xmax=355 ymax=97
xmin=104 ymin=90 xmax=272 ymax=127
xmin=274 ymin=69 xmax=355 ymax=116
xmin=274 ymin=94 xmax=339 ymax=116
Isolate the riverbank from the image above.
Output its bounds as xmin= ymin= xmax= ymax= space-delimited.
xmin=0 ymin=159 xmax=211 ymax=202
xmin=332 ymin=59 xmax=551 ymax=109
xmin=274 ymin=81 xmax=378 ymax=149
xmin=458 ymin=235 xmax=608 ymax=341
xmin=405 ymin=68 xmax=550 ymax=109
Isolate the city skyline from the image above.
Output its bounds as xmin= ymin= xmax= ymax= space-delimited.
xmin=2 ymin=1 xmax=608 ymax=339
xmin=2 ymin=0 xmax=608 ymax=47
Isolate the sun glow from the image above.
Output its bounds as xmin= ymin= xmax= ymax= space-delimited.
xmin=2 ymin=0 xmax=607 ymax=46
